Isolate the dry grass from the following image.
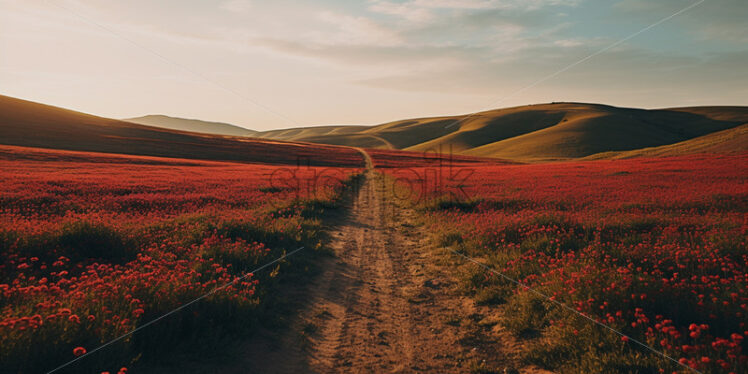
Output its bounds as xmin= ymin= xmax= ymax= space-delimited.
xmin=585 ymin=123 xmax=748 ymax=159
xmin=256 ymin=102 xmax=748 ymax=161
xmin=0 ymin=95 xmax=365 ymax=167
xmin=125 ymin=115 xmax=257 ymax=137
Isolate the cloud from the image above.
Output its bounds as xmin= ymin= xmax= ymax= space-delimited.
xmin=699 ymin=23 xmax=748 ymax=43
xmin=367 ymin=0 xmax=505 ymax=23
xmin=367 ymin=0 xmax=581 ymax=23
xmin=220 ymin=0 xmax=253 ymax=13
xmin=254 ymin=38 xmax=475 ymax=70
xmin=613 ymin=0 xmax=748 ymax=43
xmin=354 ymin=43 xmax=748 ymax=105
xmin=5 ymin=0 xmax=744 ymax=125
xmin=554 ymin=39 xmax=584 ymax=47
xmin=251 ymin=0 xmax=581 ymax=71
xmin=240 ymin=0 xmax=598 ymax=96
xmin=312 ymin=11 xmax=404 ymax=47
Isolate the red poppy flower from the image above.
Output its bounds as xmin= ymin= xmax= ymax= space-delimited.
xmin=73 ymin=347 xmax=86 ymax=356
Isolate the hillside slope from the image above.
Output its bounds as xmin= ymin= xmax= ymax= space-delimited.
xmin=258 ymin=118 xmax=458 ymax=150
xmin=585 ymin=123 xmax=748 ymax=159
xmin=0 ymin=95 xmax=364 ymax=167
xmin=125 ymin=114 xmax=257 ymax=137
xmin=258 ymin=103 xmax=748 ymax=160
xmin=462 ymin=104 xmax=748 ymax=161
xmin=5 ymin=94 xmax=745 ymax=163
xmin=257 ymin=125 xmax=364 ymax=141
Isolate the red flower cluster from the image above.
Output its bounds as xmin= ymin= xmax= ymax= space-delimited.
xmin=0 ymin=146 xmax=360 ymax=372
xmin=383 ymin=153 xmax=747 ymax=373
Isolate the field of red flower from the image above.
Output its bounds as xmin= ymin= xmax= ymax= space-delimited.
xmin=380 ymin=153 xmax=747 ymax=373
xmin=0 ymin=146 xmax=362 ymax=373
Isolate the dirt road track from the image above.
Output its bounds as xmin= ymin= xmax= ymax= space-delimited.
xmin=309 ymin=169 xmax=464 ymax=372
xmin=241 ymin=166 xmax=550 ymax=373
xmin=142 ymin=150 xmax=549 ymax=373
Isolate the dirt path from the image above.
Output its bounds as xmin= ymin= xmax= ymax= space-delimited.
xmin=142 ymin=151 xmax=548 ymax=373
xmin=306 ymin=171 xmax=418 ymax=371
xmin=355 ymin=146 xmax=374 ymax=169
xmin=243 ymin=167 xmax=549 ymax=373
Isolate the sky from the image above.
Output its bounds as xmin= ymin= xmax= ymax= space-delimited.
xmin=1 ymin=0 xmax=746 ymax=131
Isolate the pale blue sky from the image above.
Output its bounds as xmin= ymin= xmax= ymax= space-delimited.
xmin=1 ymin=0 xmax=746 ymax=130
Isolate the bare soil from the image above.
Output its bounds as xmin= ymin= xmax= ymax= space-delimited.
xmin=239 ymin=169 xmax=551 ymax=373
xmin=141 ymin=158 xmax=551 ymax=373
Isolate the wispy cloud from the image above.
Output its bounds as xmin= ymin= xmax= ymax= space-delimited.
xmin=367 ymin=0 xmax=581 ymax=23
xmin=614 ymin=0 xmax=748 ymax=42
xmin=220 ymin=0 xmax=252 ymax=13
xmin=1 ymin=0 xmax=745 ymax=129
xmin=312 ymin=11 xmax=404 ymax=46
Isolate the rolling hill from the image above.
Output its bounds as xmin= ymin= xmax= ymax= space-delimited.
xmin=0 ymin=95 xmax=364 ymax=167
xmin=3 ymin=93 xmax=746 ymax=163
xmin=125 ymin=114 xmax=257 ymax=137
xmin=256 ymin=125 xmax=393 ymax=148
xmin=458 ymin=104 xmax=747 ymax=161
xmin=258 ymin=125 xmax=363 ymax=141
xmin=584 ymin=123 xmax=748 ymax=159
xmin=258 ymin=103 xmax=748 ymax=161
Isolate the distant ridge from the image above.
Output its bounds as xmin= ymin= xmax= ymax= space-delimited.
xmin=2 ymin=93 xmax=746 ymax=163
xmin=0 ymin=94 xmax=364 ymax=167
xmin=125 ymin=114 xmax=256 ymax=137
xmin=259 ymin=102 xmax=748 ymax=161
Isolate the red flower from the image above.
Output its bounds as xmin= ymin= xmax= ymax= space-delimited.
xmin=73 ymin=347 xmax=86 ymax=356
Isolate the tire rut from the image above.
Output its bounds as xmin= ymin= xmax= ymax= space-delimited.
xmin=311 ymin=171 xmax=417 ymax=373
